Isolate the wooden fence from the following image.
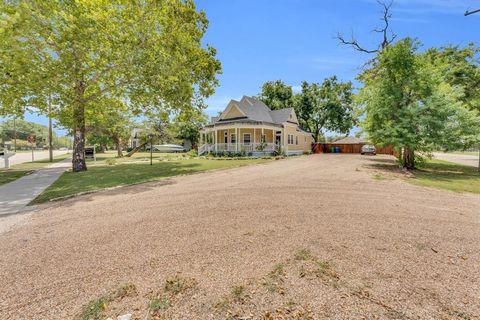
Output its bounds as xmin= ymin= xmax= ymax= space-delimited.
xmin=312 ymin=143 xmax=395 ymax=155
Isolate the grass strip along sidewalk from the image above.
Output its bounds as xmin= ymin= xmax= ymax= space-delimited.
xmin=410 ymin=159 xmax=479 ymax=194
xmin=0 ymin=153 xmax=70 ymax=186
xmin=32 ymin=158 xmax=270 ymax=204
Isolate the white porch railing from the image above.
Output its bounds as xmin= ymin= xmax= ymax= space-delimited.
xmin=198 ymin=143 xmax=277 ymax=155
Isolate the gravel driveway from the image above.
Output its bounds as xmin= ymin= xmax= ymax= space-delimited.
xmin=0 ymin=155 xmax=479 ymax=319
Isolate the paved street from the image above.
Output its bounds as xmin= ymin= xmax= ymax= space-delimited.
xmin=0 ymin=150 xmax=68 ymax=167
xmin=433 ymin=152 xmax=479 ymax=167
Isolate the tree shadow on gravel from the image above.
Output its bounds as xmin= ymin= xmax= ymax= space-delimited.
xmin=363 ymin=157 xmax=480 ymax=193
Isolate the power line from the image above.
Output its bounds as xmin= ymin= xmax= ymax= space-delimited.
xmin=465 ymin=8 xmax=480 ymax=16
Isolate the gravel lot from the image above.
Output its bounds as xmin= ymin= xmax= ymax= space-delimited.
xmin=0 ymin=155 xmax=479 ymax=319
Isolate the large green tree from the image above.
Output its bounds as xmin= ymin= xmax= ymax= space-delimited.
xmin=171 ymin=108 xmax=208 ymax=147
xmin=425 ymin=44 xmax=480 ymax=112
xmin=257 ymin=80 xmax=294 ymax=110
xmin=294 ymin=77 xmax=356 ymax=142
xmin=358 ymin=38 xmax=480 ymax=169
xmin=86 ymin=99 xmax=133 ymax=157
xmin=0 ymin=0 xmax=221 ymax=171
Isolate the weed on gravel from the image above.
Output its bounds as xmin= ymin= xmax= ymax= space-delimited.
xmin=149 ymin=295 xmax=171 ymax=312
xmin=164 ymin=275 xmax=197 ymax=295
xmin=78 ymin=283 xmax=137 ymax=320
xmin=294 ymin=248 xmax=312 ymax=261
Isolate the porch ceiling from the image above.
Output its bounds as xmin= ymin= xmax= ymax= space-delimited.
xmin=201 ymin=122 xmax=282 ymax=132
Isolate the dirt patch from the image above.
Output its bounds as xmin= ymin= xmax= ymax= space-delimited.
xmin=0 ymin=155 xmax=479 ymax=319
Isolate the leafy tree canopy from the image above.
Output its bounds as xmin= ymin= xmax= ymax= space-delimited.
xmin=0 ymin=0 xmax=221 ymax=171
xmin=425 ymin=44 xmax=480 ymax=112
xmin=86 ymin=99 xmax=134 ymax=156
xmin=357 ymin=38 xmax=480 ymax=169
xmin=294 ymin=77 xmax=356 ymax=142
xmin=257 ymin=78 xmax=356 ymax=142
xmin=257 ymin=80 xmax=294 ymax=110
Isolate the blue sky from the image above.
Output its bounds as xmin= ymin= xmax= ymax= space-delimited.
xmin=6 ymin=0 xmax=480 ymax=136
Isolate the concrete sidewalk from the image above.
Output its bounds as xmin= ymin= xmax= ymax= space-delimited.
xmin=433 ymin=152 xmax=479 ymax=168
xmin=0 ymin=158 xmax=71 ymax=217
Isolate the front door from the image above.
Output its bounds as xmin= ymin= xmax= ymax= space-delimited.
xmin=275 ymin=132 xmax=282 ymax=149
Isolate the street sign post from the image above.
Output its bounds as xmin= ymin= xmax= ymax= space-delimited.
xmin=27 ymin=135 xmax=36 ymax=162
xmin=2 ymin=145 xmax=14 ymax=169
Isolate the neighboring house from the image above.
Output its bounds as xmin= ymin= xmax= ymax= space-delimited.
xmin=128 ymin=128 xmax=143 ymax=149
xmin=331 ymin=137 xmax=368 ymax=144
xmin=199 ymin=96 xmax=314 ymax=156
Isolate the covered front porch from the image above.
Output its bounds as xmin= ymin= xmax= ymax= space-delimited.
xmin=198 ymin=124 xmax=283 ymax=156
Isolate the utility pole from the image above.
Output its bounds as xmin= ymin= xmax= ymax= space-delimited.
xmin=48 ymin=96 xmax=53 ymax=162
xmin=13 ymin=117 xmax=17 ymax=152
xmin=465 ymin=8 xmax=480 ymax=16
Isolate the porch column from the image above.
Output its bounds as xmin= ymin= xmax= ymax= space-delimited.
xmin=236 ymin=127 xmax=239 ymax=152
xmin=283 ymin=128 xmax=288 ymax=154
xmin=214 ymin=129 xmax=217 ymax=152
xmin=261 ymin=128 xmax=264 ymax=143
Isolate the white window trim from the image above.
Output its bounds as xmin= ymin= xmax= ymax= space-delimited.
xmin=288 ymin=134 xmax=294 ymax=145
xmin=231 ymin=133 xmax=236 ymax=143
xmin=243 ymin=133 xmax=251 ymax=145
xmin=295 ymin=136 xmax=298 ymax=145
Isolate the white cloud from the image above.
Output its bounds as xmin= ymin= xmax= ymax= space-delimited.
xmin=292 ymin=85 xmax=302 ymax=93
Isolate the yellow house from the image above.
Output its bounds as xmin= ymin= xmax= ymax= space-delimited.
xmin=199 ymin=96 xmax=314 ymax=156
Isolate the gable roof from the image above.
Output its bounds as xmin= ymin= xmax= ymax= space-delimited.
xmin=332 ymin=137 xmax=369 ymax=144
xmin=216 ymin=96 xmax=297 ymax=125
xmin=270 ymin=108 xmax=295 ymax=124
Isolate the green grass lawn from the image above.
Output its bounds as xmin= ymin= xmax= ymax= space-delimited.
xmin=410 ymin=159 xmax=480 ymax=194
xmin=32 ymin=158 xmax=270 ymax=204
xmin=0 ymin=170 xmax=33 ymax=186
xmin=0 ymin=153 xmax=71 ymax=186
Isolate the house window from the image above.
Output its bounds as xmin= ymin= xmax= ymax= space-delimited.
xmin=295 ymin=136 xmax=298 ymax=145
xmin=304 ymin=136 xmax=306 ymax=143
xmin=288 ymin=134 xmax=294 ymax=145
xmin=243 ymin=133 xmax=251 ymax=145
xmin=224 ymin=131 xmax=228 ymax=143
xmin=231 ymin=133 xmax=236 ymax=144
xmin=261 ymin=134 xmax=266 ymax=143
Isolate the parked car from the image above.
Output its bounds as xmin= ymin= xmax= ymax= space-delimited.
xmin=361 ymin=144 xmax=376 ymax=155
xmin=146 ymin=144 xmax=185 ymax=153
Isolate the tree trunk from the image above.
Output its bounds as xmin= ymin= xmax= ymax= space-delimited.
xmin=477 ymin=148 xmax=479 ymax=172
xmin=72 ymin=82 xmax=87 ymax=172
xmin=125 ymin=141 xmax=148 ymax=157
xmin=116 ymin=137 xmax=123 ymax=157
xmin=403 ymin=146 xmax=415 ymax=169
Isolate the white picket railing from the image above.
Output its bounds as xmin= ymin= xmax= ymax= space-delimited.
xmin=198 ymin=143 xmax=277 ymax=155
